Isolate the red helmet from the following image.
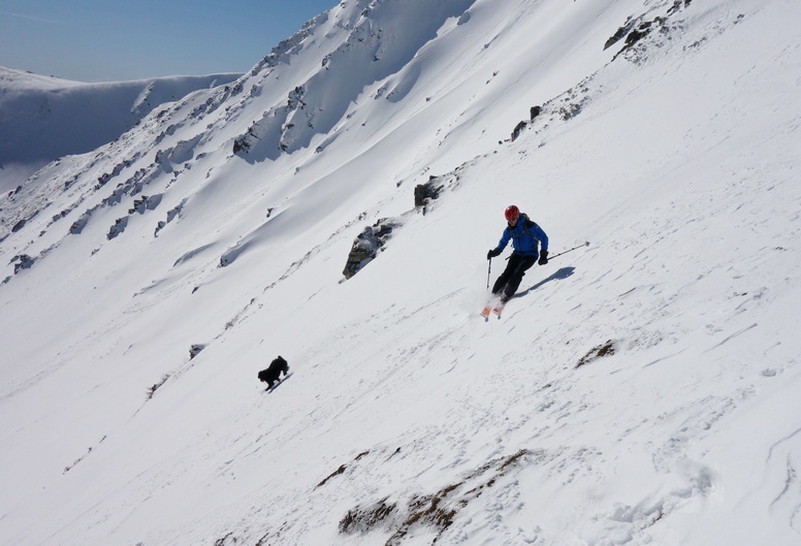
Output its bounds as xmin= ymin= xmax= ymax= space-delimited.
xmin=504 ymin=205 xmax=520 ymax=221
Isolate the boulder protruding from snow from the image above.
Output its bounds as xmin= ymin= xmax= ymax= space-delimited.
xmin=342 ymin=219 xmax=398 ymax=279
xmin=414 ymin=178 xmax=443 ymax=210
xmin=11 ymin=254 xmax=35 ymax=274
xmin=189 ymin=344 xmax=206 ymax=360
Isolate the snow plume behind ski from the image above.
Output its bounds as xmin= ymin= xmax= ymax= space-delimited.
xmin=1 ymin=0 xmax=800 ymax=545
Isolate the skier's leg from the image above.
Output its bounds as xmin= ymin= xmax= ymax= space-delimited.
xmin=491 ymin=275 xmax=507 ymax=294
xmin=492 ymin=257 xmax=517 ymax=294
xmin=503 ymin=256 xmax=537 ymax=297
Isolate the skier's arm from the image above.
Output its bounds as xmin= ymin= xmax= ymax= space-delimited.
xmin=496 ymin=228 xmax=511 ymax=251
xmin=526 ymin=220 xmax=548 ymax=251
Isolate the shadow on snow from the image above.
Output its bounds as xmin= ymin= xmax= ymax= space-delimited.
xmin=515 ymin=266 xmax=575 ymax=298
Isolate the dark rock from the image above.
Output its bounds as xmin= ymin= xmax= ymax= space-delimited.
xmin=233 ymin=135 xmax=251 ymax=154
xmin=604 ymin=23 xmax=633 ymax=50
xmin=107 ymin=217 xmax=129 ymax=240
xmin=342 ymin=219 xmax=398 ymax=279
xmin=414 ymin=178 xmax=443 ymax=208
xmin=189 ymin=344 xmax=206 ymax=359
xmin=70 ymin=213 xmax=91 ymax=235
xmin=12 ymin=254 xmax=35 ymax=274
xmin=11 ymin=218 xmax=26 ymax=232
xmin=576 ymin=340 xmax=618 ymax=368
xmin=625 ymin=22 xmax=653 ymax=47
xmin=511 ymin=120 xmax=527 ymax=141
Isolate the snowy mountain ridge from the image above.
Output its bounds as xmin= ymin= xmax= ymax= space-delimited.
xmin=2 ymin=0 xmax=801 ymax=545
xmin=0 ymin=65 xmax=241 ymax=193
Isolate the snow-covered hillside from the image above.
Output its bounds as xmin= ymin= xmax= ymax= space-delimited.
xmin=1 ymin=0 xmax=800 ymax=545
xmin=0 ymin=66 xmax=240 ymax=192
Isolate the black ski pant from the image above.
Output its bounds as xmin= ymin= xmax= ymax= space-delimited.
xmin=492 ymin=253 xmax=538 ymax=297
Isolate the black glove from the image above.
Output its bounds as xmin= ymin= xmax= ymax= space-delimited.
xmin=538 ymin=249 xmax=549 ymax=265
xmin=487 ymin=248 xmax=501 ymax=260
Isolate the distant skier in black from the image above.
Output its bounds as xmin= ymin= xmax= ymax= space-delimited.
xmin=258 ymin=356 xmax=289 ymax=389
xmin=486 ymin=205 xmax=549 ymax=303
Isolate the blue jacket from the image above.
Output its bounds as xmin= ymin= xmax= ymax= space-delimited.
xmin=495 ymin=213 xmax=548 ymax=257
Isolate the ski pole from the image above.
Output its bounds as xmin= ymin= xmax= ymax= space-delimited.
xmin=486 ymin=257 xmax=492 ymax=289
xmin=549 ymin=241 xmax=590 ymax=260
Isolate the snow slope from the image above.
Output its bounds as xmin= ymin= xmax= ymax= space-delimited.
xmin=0 ymin=66 xmax=240 ymax=191
xmin=1 ymin=0 xmax=800 ymax=544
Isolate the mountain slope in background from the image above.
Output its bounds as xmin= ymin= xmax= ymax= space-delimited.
xmin=0 ymin=66 xmax=240 ymax=191
xmin=1 ymin=0 xmax=800 ymax=545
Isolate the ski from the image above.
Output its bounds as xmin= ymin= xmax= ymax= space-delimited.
xmin=492 ymin=301 xmax=505 ymax=318
xmin=264 ymin=372 xmax=293 ymax=392
xmin=480 ymin=295 xmax=501 ymax=321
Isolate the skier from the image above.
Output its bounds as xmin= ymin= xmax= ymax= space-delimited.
xmin=258 ymin=355 xmax=290 ymax=389
xmin=486 ymin=205 xmax=549 ymax=303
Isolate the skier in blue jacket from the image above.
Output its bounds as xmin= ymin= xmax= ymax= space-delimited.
xmin=486 ymin=205 xmax=549 ymax=303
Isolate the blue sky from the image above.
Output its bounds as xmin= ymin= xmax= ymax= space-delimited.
xmin=0 ymin=0 xmax=338 ymax=82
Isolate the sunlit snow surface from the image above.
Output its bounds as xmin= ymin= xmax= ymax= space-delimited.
xmin=1 ymin=0 xmax=800 ymax=544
